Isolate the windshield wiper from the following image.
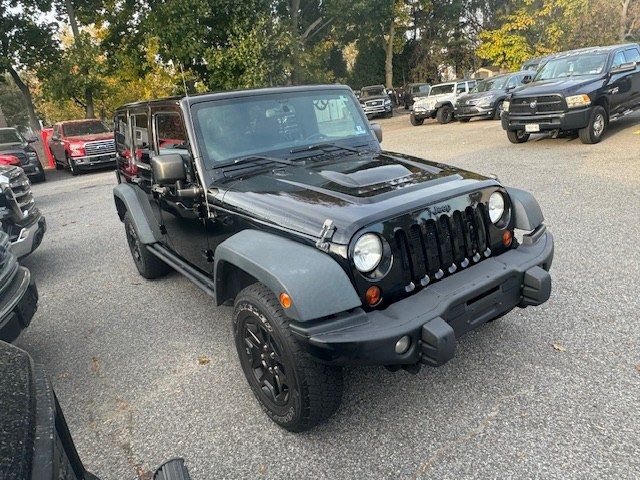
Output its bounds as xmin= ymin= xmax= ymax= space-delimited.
xmin=289 ymin=142 xmax=368 ymax=157
xmin=231 ymin=155 xmax=292 ymax=166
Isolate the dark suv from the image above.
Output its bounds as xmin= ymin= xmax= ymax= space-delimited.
xmin=502 ymin=43 xmax=640 ymax=144
xmin=0 ymin=128 xmax=46 ymax=183
xmin=113 ymin=85 xmax=553 ymax=432
xmin=358 ymin=85 xmax=393 ymax=118
xmin=404 ymin=83 xmax=431 ymax=109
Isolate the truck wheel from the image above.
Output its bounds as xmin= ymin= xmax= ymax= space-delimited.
xmin=385 ymin=109 xmax=393 ymax=118
xmin=410 ymin=115 xmax=424 ymax=126
xmin=493 ymin=101 xmax=504 ymax=120
xmin=123 ymin=211 xmax=170 ymax=279
xmin=506 ymin=129 xmax=530 ymax=144
xmin=436 ymin=105 xmax=453 ymax=124
xmin=578 ymin=106 xmax=607 ymax=144
xmin=66 ymin=155 xmax=79 ymax=176
xmin=233 ymin=283 xmax=343 ymax=432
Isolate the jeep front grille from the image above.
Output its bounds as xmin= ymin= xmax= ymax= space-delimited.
xmin=394 ymin=204 xmax=491 ymax=288
xmin=84 ymin=139 xmax=116 ymax=156
xmin=510 ymin=95 xmax=565 ymax=115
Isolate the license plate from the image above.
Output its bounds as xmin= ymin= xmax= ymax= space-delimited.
xmin=525 ymin=124 xmax=540 ymax=133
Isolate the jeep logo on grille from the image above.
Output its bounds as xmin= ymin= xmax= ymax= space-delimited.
xmin=427 ymin=204 xmax=452 ymax=216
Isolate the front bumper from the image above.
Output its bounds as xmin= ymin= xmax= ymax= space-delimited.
xmin=0 ymin=267 xmax=38 ymax=343
xmin=362 ymin=105 xmax=392 ymax=116
xmin=455 ymin=105 xmax=494 ymax=119
xmin=72 ymin=153 xmax=117 ymax=169
xmin=501 ymin=107 xmax=590 ymax=132
xmin=412 ymin=107 xmax=436 ymax=119
xmin=291 ymin=227 xmax=553 ymax=367
xmin=10 ymin=216 xmax=47 ymax=258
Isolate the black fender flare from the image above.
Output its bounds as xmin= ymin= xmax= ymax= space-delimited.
xmin=214 ymin=230 xmax=361 ymax=322
xmin=435 ymin=101 xmax=454 ymax=110
xmin=113 ymin=183 xmax=161 ymax=244
xmin=506 ymin=187 xmax=544 ymax=230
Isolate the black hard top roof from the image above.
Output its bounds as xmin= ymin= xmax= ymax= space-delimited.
xmin=116 ymin=84 xmax=354 ymax=111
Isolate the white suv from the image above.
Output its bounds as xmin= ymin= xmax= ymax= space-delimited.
xmin=411 ymin=80 xmax=476 ymax=126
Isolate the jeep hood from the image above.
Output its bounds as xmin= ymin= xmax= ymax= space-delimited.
xmin=359 ymin=95 xmax=388 ymax=102
xmin=215 ymin=152 xmax=498 ymax=244
xmin=514 ymin=75 xmax=604 ymax=96
xmin=415 ymin=93 xmax=453 ymax=104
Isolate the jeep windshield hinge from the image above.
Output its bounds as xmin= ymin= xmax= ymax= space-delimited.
xmin=315 ymin=219 xmax=335 ymax=252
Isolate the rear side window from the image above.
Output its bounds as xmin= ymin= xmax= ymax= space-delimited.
xmin=624 ymin=48 xmax=640 ymax=63
xmin=115 ymin=114 xmax=130 ymax=157
xmin=131 ymin=113 xmax=150 ymax=162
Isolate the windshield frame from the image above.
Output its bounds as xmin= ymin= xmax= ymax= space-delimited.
xmin=429 ymin=84 xmax=455 ymax=96
xmin=533 ymin=52 xmax=611 ymax=81
xmin=189 ymin=88 xmax=377 ymax=170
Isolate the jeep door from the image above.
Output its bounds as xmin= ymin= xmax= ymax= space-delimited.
xmin=49 ymin=124 xmax=65 ymax=163
xmin=150 ymin=108 xmax=213 ymax=273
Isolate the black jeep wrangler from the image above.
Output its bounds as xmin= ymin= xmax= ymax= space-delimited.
xmin=502 ymin=43 xmax=640 ymax=144
xmin=113 ymin=85 xmax=553 ymax=431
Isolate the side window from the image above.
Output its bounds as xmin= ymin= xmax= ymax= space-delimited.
xmin=456 ymin=83 xmax=466 ymax=94
xmin=115 ymin=114 xmax=130 ymax=157
xmin=53 ymin=124 xmax=60 ymax=137
xmin=419 ymin=85 xmax=430 ymax=93
xmin=467 ymin=81 xmax=476 ymax=92
xmin=612 ymin=51 xmax=626 ymax=69
xmin=131 ymin=113 xmax=150 ymax=163
xmin=624 ymin=48 xmax=640 ymax=64
xmin=154 ymin=113 xmax=188 ymax=153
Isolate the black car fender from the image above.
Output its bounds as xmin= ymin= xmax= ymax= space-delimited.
xmin=506 ymin=187 xmax=544 ymax=230
xmin=113 ymin=183 xmax=161 ymax=244
xmin=214 ymin=229 xmax=361 ymax=322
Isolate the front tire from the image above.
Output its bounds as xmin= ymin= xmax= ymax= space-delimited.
xmin=410 ymin=115 xmax=424 ymax=126
xmin=67 ymin=155 xmax=79 ymax=176
xmin=436 ymin=105 xmax=454 ymax=124
xmin=493 ymin=101 xmax=504 ymax=120
xmin=578 ymin=106 xmax=607 ymax=144
xmin=507 ymin=129 xmax=530 ymax=144
xmin=234 ymin=283 xmax=343 ymax=432
xmin=123 ymin=211 xmax=170 ymax=279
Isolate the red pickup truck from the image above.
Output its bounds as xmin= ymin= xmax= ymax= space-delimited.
xmin=48 ymin=119 xmax=116 ymax=175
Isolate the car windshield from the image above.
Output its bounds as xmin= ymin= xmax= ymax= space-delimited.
xmin=0 ymin=129 xmax=23 ymax=145
xmin=429 ymin=84 xmax=454 ymax=95
xmin=473 ymin=76 xmax=508 ymax=92
xmin=361 ymin=88 xmax=385 ymax=97
xmin=63 ymin=121 xmax=111 ymax=137
xmin=192 ymin=89 xmax=372 ymax=167
xmin=535 ymin=53 xmax=608 ymax=80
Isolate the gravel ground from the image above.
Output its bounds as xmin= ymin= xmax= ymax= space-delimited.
xmin=16 ymin=112 xmax=640 ymax=479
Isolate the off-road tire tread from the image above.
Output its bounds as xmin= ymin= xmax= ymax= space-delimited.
xmin=123 ymin=211 xmax=170 ymax=279
xmin=234 ymin=283 xmax=343 ymax=432
xmin=436 ymin=105 xmax=453 ymax=124
xmin=410 ymin=115 xmax=424 ymax=126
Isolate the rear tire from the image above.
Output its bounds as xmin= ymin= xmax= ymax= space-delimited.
xmin=458 ymin=117 xmax=470 ymax=123
xmin=507 ymin=129 xmax=530 ymax=144
xmin=578 ymin=106 xmax=607 ymax=144
xmin=436 ymin=105 xmax=454 ymax=124
xmin=123 ymin=211 xmax=170 ymax=279
xmin=410 ymin=115 xmax=424 ymax=126
xmin=234 ymin=283 xmax=343 ymax=432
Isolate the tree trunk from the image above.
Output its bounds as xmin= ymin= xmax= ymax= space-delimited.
xmin=289 ymin=0 xmax=301 ymax=85
xmin=384 ymin=19 xmax=395 ymax=89
xmin=7 ymin=66 xmax=41 ymax=133
xmin=65 ymin=0 xmax=94 ymax=118
xmin=620 ymin=0 xmax=631 ymax=41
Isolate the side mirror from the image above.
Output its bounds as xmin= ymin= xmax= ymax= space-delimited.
xmin=371 ymin=123 xmax=382 ymax=143
xmin=610 ymin=61 xmax=637 ymax=74
xmin=151 ymin=153 xmax=186 ymax=185
xmin=51 ymin=135 xmax=59 ymax=142
xmin=522 ymin=75 xmax=533 ymax=84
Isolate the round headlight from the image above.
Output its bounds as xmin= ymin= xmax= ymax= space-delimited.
xmin=353 ymin=234 xmax=383 ymax=273
xmin=488 ymin=191 xmax=506 ymax=224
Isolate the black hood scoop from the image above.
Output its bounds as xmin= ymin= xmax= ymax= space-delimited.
xmin=319 ymin=164 xmax=413 ymax=188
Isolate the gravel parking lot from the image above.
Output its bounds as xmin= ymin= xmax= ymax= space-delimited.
xmin=16 ymin=112 xmax=640 ymax=479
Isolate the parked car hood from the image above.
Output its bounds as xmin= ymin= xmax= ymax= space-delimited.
xmin=415 ymin=93 xmax=454 ymax=105
xmin=359 ymin=95 xmax=388 ymax=103
xmin=215 ymin=151 xmax=498 ymax=244
xmin=64 ymin=132 xmax=114 ymax=142
xmin=513 ymin=75 xmax=604 ymax=96
xmin=457 ymin=90 xmax=502 ymax=102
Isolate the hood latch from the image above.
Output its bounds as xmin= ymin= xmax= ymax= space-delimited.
xmin=315 ymin=219 xmax=335 ymax=252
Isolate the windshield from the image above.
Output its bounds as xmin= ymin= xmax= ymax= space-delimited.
xmin=474 ymin=76 xmax=508 ymax=92
xmin=63 ymin=121 xmax=111 ymax=137
xmin=430 ymin=84 xmax=454 ymax=95
xmin=193 ymin=90 xmax=372 ymax=167
xmin=361 ymin=88 xmax=385 ymax=97
xmin=411 ymin=85 xmax=430 ymax=94
xmin=535 ymin=53 xmax=608 ymax=80
xmin=0 ymin=129 xmax=23 ymax=145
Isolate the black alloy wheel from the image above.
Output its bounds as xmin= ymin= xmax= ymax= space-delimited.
xmin=123 ymin=211 xmax=170 ymax=279
xmin=436 ymin=105 xmax=454 ymax=124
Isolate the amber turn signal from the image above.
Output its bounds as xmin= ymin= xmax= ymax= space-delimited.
xmin=279 ymin=293 xmax=292 ymax=309
xmin=502 ymin=230 xmax=513 ymax=247
xmin=365 ymin=286 xmax=382 ymax=306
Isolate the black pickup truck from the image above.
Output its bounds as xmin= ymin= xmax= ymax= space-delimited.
xmin=502 ymin=43 xmax=640 ymax=144
xmin=113 ymin=85 xmax=553 ymax=431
